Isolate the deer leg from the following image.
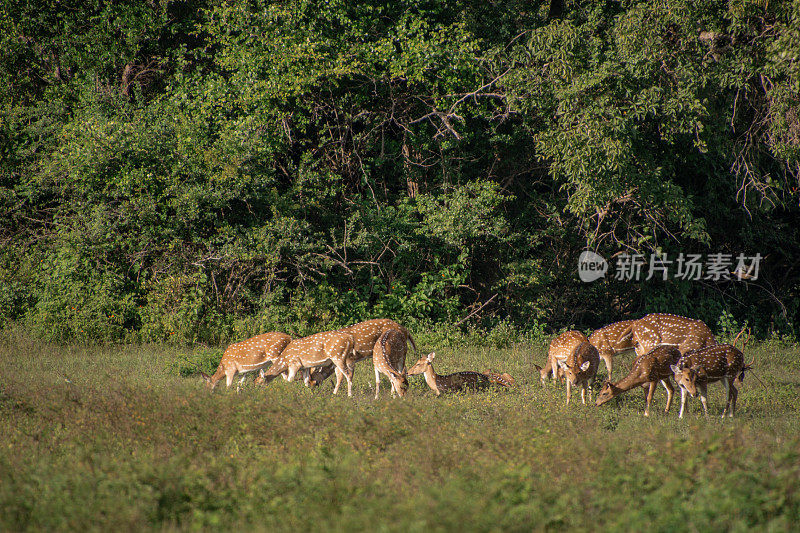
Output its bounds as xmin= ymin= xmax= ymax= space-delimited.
xmin=236 ymin=374 xmax=248 ymax=393
xmin=285 ymin=364 xmax=301 ymax=383
xmin=225 ymin=367 xmax=236 ymax=389
xmin=602 ymin=355 xmax=612 ymax=380
xmin=645 ymin=382 xmax=656 ymax=416
xmin=333 ymin=367 xmax=344 ymax=395
xmin=678 ymin=387 xmax=687 ymax=419
xmin=374 ymin=366 xmax=381 ymax=399
xmin=661 ymin=379 xmax=674 ymax=413
xmin=565 ymin=379 xmax=572 ymax=406
xmin=344 ymin=361 xmax=354 ymax=397
xmin=729 ymin=381 xmax=738 ymax=417
xmin=698 ymin=383 xmax=709 ymax=418
xmin=258 ymin=361 xmax=288 ymax=386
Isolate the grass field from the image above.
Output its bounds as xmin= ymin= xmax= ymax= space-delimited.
xmin=2 ymin=330 xmax=800 ymax=531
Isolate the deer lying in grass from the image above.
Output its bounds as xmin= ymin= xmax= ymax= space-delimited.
xmin=200 ymin=332 xmax=292 ymax=391
xmin=557 ymin=341 xmax=600 ymax=405
xmin=536 ymin=330 xmax=589 ymax=385
xmin=595 ymin=345 xmax=681 ymax=416
xmin=670 ymin=343 xmax=749 ymax=418
xmin=631 ymin=313 xmax=716 ymax=356
xmin=373 ymin=329 xmax=409 ymax=399
xmin=407 ymin=352 xmax=514 ymax=396
xmin=256 ymin=330 xmax=358 ymax=396
xmin=588 ymin=320 xmax=636 ymax=379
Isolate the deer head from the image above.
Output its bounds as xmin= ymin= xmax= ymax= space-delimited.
xmin=558 ymin=359 xmax=591 ymax=385
xmin=199 ymin=372 xmax=215 ymax=391
xmin=396 ymin=372 xmax=410 ymax=397
xmin=408 ymin=352 xmax=435 ymax=376
xmin=671 ymin=364 xmax=706 ymax=397
xmin=595 ymin=380 xmax=621 ymax=406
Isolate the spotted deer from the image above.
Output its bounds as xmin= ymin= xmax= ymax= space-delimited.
xmin=588 ymin=320 xmax=636 ymax=379
xmin=308 ymin=319 xmax=419 ymax=388
xmin=557 ymin=341 xmax=600 ymax=405
xmin=407 ymin=352 xmax=513 ymax=396
xmin=670 ymin=344 xmax=748 ymax=418
xmin=631 ymin=313 xmax=716 ymax=356
xmin=256 ymin=330 xmax=358 ymax=396
xmin=200 ymin=332 xmax=292 ymax=391
xmin=373 ymin=329 xmax=409 ymax=399
xmin=536 ymin=330 xmax=589 ymax=385
xmin=595 ymin=345 xmax=681 ymax=416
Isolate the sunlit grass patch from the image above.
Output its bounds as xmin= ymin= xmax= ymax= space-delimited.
xmin=1 ymin=334 xmax=799 ymax=530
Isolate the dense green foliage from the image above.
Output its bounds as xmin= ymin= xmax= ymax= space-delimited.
xmin=2 ymin=0 xmax=799 ymax=343
xmin=2 ymin=334 xmax=800 ymax=530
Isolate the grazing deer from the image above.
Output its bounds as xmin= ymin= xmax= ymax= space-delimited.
xmin=588 ymin=320 xmax=636 ymax=379
xmin=536 ymin=330 xmax=589 ymax=385
xmin=257 ymin=330 xmax=358 ymax=396
xmin=670 ymin=343 xmax=747 ymax=418
xmin=407 ymin=352 xmax=513 ymax=395
xmin=308 ymin=319 xmax=419 ymax=388
xmin=557 ymin=341 xmax=600 ymax=405
xmin=200 ymin=332 xmax=292 ymax=391
xmin=373 ymin=329 xmax=409 ymax=399
xmin=595 ymin=345 xmax=681 ymax=416
xmin=631 ymin=313 xmax=716 ymax=356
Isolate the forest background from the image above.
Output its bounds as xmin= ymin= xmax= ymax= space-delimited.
xmin=2 ymin=0 xmax=799 ymax=346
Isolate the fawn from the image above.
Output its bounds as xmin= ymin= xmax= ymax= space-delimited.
xmin=670 ymin=343 xmax=748 ymax=418
xmin=595 ymin=345 xmax=681 ymax=416
xmin=257 ymin=330 xmax=358 ymax=396
xmin=536 ymin=330 xmax=588 ymax=384
xmin=407 ymin=352 xmax=513 ymax=395
xmin=557 ymin=341 xmax=600 ymax=405
xmin=373 ymin=329 xmax=409 ymax=399
xmin=200 ymin=332 xmax=292 ymax=391
xmin=588 ymin=319 xmax=636 ymax=379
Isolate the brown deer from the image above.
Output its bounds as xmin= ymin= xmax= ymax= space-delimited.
xmin=588 ymin=319 xmax=636 ymax=379
xmin=536 ymin=330 xmax=589 ymax=385
xmin=372 ymin=329 xmax=409 ymax=399
xmin=257 ymin=330 xmax=358 ymax=396
xmin=407 ymin=352 xmax=513 ymax=395
xmin=595 ymin=345 xmax=681 ymax=416
xmin=557 ymin=341 xmax=600 ymax=405
xmin=670 ymin=344 xmax=747 ymax=418
xmin=200 ymin=332 xmax=292 ymax=391
xmin=631 ymin=313 xmax=716 ymax=356
xmin=308 ymin=319 xmax=419 ymax=388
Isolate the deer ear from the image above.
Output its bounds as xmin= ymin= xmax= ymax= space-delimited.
xmin=693 ymin=365 xmax=707 ymax=378
xmin=200 ymin=372 xmax=211 ymax=383
xmin=670 ymin=364 xmax=680 ymax=374
xmin=557 ymin=360 xmax=567 ymax=370
xmin=580 ymin=361 xmax=590 ymax=372
xmin=427 ymin=352 xmax=436 ymax=362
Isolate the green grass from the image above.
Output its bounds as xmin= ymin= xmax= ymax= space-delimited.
xmin=2 ymin=330 xmax=799 ymax=531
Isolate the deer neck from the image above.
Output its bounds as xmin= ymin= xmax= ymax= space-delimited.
xmin=422 ymin=365 xmax=441 ymax=394
xmin=614 ymin=369 xmax=649 ymax=392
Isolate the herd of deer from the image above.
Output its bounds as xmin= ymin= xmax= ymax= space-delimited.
xmin=539 ymin=313 xmax=754 ymax=418
xmin=200 ymin=319 xmax=514 ymax=399
xmin=199 ymin=313 xmax=752 ymax=418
